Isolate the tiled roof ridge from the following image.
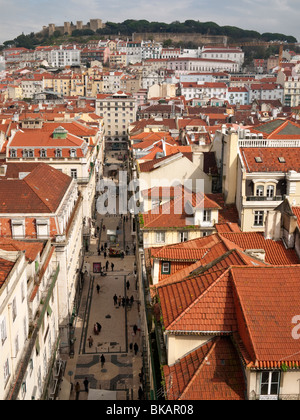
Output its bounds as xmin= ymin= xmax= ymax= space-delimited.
xmin=178 ymin=338 xmax=219 ymax=400
xmin=166 ymin=267 xmax=232 ymax=331
xmin=155 ymin=249 xmax=230 ymax=290
xmin=230 ymin=268 xmax=259 ymax=365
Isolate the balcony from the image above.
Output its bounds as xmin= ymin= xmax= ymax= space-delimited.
xmin=246 ymin=195 xmax=283 ymax=202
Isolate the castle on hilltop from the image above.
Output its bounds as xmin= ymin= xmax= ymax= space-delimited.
xmin=41 ymin=19 xmax=105 ymax=36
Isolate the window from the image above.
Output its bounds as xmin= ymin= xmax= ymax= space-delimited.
xmin=179 ymin=232 xmax=188 ymax=242
xmin=70 ymin=169 xmax=77 ymax=180
xmin=260 ymin=371 xmax=280 ymax=399
xmin=4 ymin=359 xmax=10 ymax=384
xmin=159 ymin=261 xmax=171 ymax=276
xmin=40 ymin=149 xmax=47 ymax=158
xmin=256 ymin=185 xmax=264 ymax=197
xmin=70 ymin=149 xmax=77 ymax=158
xmin=156 ymin=232 xmax=165 ymax=244
xmin=12 ymin=298 xmax=17 ymax=322
xmin=36 ymin=219 xmax=49 ymax=239
xmin=203 ymin=210 xmax=211 ymax=222
xmin=1 ymin=317 xmax=7 ymax=345
xmin=11 ymin=219 xmax=25 ymax=239
xmin=254 ymin=211 xmax=264 ymax=226
xmin=55 ymin=149 xmax=62 ymax=158
xmin=266 ymin=185 xmax=275 ymax=198
xmin=10 ymin=149 xmax=17 ymax=158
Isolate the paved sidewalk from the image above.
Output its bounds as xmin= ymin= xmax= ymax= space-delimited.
xmin=60 ymin=151 xmax=144 ymax=401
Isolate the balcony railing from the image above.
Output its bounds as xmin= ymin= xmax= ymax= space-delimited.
xmin=246 ymin=195 xmax=283 ymax=202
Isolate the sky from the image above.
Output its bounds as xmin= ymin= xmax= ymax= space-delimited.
xmin=0 ymin=0 xmax=300 ymax=44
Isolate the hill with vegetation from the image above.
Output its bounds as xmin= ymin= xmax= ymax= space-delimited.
xmin=1 ymin=19 xmax=297 ymax=50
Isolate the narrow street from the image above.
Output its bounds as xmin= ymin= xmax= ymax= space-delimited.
xmin=59 ymin=150 xmax=144 ymax=400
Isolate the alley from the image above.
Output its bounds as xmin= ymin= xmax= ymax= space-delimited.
xmin=59 ymin=150 xmax=144 ymax=401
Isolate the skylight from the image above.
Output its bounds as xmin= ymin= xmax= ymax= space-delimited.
xmin=255 ymin=157 xmax=263 ymax=163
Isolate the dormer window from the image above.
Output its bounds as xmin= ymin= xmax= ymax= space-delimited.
xmin=40 ymin=149 xmax=47 ymax=158
xmin=10 ymin=149 xmax=17 ymax=158
xmin=70 ymin=149 xmax=77 ymax=158
xmin=23 ymin=149 xmax=34 ymax=158
xmin=55 ymin=149 xmax=62 ymax=158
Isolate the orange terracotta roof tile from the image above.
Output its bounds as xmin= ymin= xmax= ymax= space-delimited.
xmin=164 ymin=337 xmax=246 ymax=400
xmin=219 ymin=232 xmax=299 ymax=265
xmin=232 ymin=266 xmax=300 ymax=368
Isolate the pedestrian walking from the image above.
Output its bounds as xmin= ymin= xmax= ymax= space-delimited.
xmin=75 ymin=382 xmax=81 ymax=400
xmin=134 ymin=343 xmax=139 ymax=355
xmin=126 ymin=280 xmax=130 ymax=290
xmin=104 ymin=250 xmax=107 ymax=259
xmin=94 ymin=323 xmax=99 ymax=335
xmin=83 ymin=377 xmax=89 ymax=393
xmin=88 ymin=336 xmax=94 ymax=348
xmin=97 ymin=322 xmax=102 ymax=333
xmin=101 ymin=354 xmax=106 ymax=368
xmin=106 ymin=261 xmax=109 ymax=271
xmin=111 ymin=262 xmax=115 ymax=271
xmin=130 ymin=295 xmax=134 ymax=306
xmin=118 ymin=296 xmax=121 ymax=307
xmin=96 ymin=284 xmax=100 ymax=294
xmin=113 ymin=294 xmax=118 ymax=306
xmin=126 ymin=296 xmax=130 ymax=306
xmin=133 ymin=324 xmax=138 ymax=335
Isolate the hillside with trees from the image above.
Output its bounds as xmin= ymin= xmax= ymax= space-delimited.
xmin=1 ymin=19 xmax=297 ymax=50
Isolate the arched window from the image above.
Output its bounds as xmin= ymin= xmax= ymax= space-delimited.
xmin=266 ymin=185 xmax=275 ymax=198
xmin=256 ymin=185 xmax=264 ymax=197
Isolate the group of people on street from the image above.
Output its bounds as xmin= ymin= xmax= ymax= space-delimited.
xmin=113 ymin=293 xmax=134 ymax=308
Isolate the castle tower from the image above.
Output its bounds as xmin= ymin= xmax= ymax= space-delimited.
xmin=90 ymin=19 xmax=103 ymax=32
xmin=76 ymin=21 xmax=83 ymax=30
xmin=49 ymin=24 xmax=56 ymax=36
xmin=64 ymin=22 xmax=71 ymax=35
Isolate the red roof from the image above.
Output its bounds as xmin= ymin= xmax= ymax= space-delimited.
xmin=142 ymin=193 xmax=221 ymax=229
xmin=232 ymin=266 xmax=300 ymax=369
xmin=163 ymin=337 xmax=246 ymax=400
xmin=0 ymin=163 xmax=72 ymax=214
xmin=240 ymin=147 xmax=300 ymax=172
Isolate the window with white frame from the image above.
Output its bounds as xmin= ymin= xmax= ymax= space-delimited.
xmin=179 ymin=231 xmax=188 ymax=242
xmin=70 ymin=169 xmax=77 ymax=179
xmin=36 ymin=219 xmax=49 ymax=239
xmin=70 ymin=149 xmax=77 ymax=158
xmin=266 ymin=185 xmax=275 ymax=198
xmin=256 ymin=185 xmax=264 ymax=197
xmin=55 ymin=149 xmax=62 ymax=158
xmin=40 ymin=149 xmax=47 ymax=158
xmin=260 ymin=371 xmax=280 ymax=398
xmin=156 ymin=231 xmax=166 ymax=244
xmin=11 ymin=219 xmax=25 ymax=239
xmin=254 ymin=211 xmax=264 ymax=226
xmin=203 ymin=210 xmax=211 ymax=222
xmin=10 ymin=149 xmax=17 ymax=158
